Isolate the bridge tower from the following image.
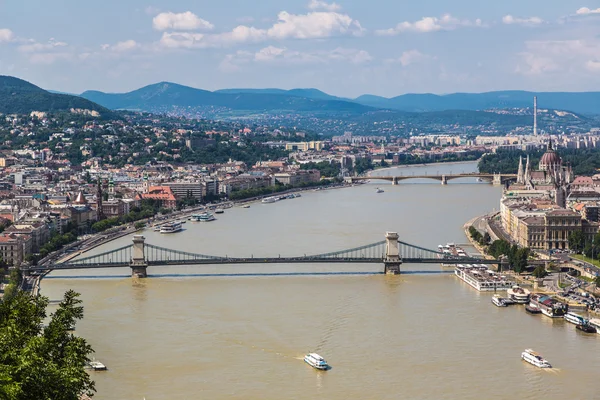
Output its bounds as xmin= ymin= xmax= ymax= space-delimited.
xmin=493 ymin=173 xmax=502 ymax=186
xmin=392 ymin=177 xmax=398 ymax=185
xmin=441 ymin=175 xmax=447 ymax=185
xmin=130 ymin=235 xmax=148 ymax=278
xmin=384 ymin=232 xmax=401 ymax=274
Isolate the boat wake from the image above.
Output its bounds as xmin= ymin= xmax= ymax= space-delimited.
xmin=315 ymin=292 xmax=359 ymax=353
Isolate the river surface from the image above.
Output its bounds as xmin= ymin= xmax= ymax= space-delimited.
xmin=41 ymin=161 xmax=600 ymax=400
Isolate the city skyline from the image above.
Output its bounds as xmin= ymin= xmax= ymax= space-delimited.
xmin=0 ymin=0 xmax=599 ymax=96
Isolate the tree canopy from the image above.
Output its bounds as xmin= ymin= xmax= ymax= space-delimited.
xmin=0 ymin=290 xmax=96 ymax=399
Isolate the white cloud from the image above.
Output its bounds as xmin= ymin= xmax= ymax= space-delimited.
xmin=586 ymin=60 xmax=600 ymax=71
xmin=308 ymin=0 xmax=342 ymax=12
xmin=516 ymin=39 xmax=600 ymax=76
xmin=502 ymin=15 xmax=544 ymax=26
xmin=376 ymin=14 xmax=483 ymax=35
xmin=103 ymin=39 xmax=139 ymax=52
xmin=267 ymin=11 xmax=363 ymax=39
xmin=0 ymin=29 xmax=14 ymax=43
xmin=28 ymin=52 xmax=72 ymax=65
xmin=575 ymin=7 xmax=600 ymax=15
xmin=221 ymin=45 xmax=372 ymax=70
xmin=18 ymin=38 xmax=68 ymax=53
xmin=397 ymin=50 xmax=435 ymax=66
xmin=153 ymin=11 xmax=214 ymax=31
xmin=160 ymin=10 xmax=363 ymax=49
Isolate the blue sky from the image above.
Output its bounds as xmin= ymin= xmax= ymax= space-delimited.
xmin=0 ymin=0 xmax=599 ymax=97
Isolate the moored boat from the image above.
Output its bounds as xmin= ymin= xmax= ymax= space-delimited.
xmin=214 ymin=209 xmax=224 ymax=214
xmin=564 ymin=311 xmax=588 ymax=325
xmin=262 ymin=196 xmax=279 ymax=204
xmin=241 ymin=204 xmax=250 ymax=208
xmin=507 ymin=285 xmax=531 ymax=304
xmin=530 ymin=293 xmax=568 ymax=318
xmin=576 ymin=324 xmax=597 ymax=334
xmin=454 ymin=264 xmax=513 ymax=291
xmin=304 ymin=353 xmax=329 ymax=370
xmin=588 ymin=318 xmax=600 ymax=334
xmin=159 ymin=221 xmax=183 ymax=233
xmin=492 ymin=295 xmax=508 ymax=307
xmin=521 ymin=349 xmax=552 ymax=368
xmin=525 ymin=303 xmax=542 ymax=314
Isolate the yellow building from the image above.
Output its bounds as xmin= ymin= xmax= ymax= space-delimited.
xmin=285 ymin=141 xmax=324 ymax=152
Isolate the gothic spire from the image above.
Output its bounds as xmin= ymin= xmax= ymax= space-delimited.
xmin=517 ymin=156 xmax=524 ymax=184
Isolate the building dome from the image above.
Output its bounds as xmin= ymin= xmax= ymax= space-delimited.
xmin=539 ymin=139 xmax=561 ymax=171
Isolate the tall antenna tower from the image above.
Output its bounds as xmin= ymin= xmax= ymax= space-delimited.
xmin=533 ymin=96 xmax=538 ymax=136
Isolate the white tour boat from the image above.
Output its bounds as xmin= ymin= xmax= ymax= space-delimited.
xmin=375 ymin=188 xmax=384 ymax=193
xmin=86 ymin=360 xmax=107 ymax=371
xmin=190 ymin=213 xmax=216 ymax=222
xmin=304 ymin=353 xmax=329 ymax=370
xmin=492 ymin=295 xmax=508 ymax=307
xmin=521 ymin=349 xmax=552 ymax=368
xmin=588 ymin=318 xmax=600 ymax=334
xmin=214 ymin=208 xmax=224 ymax=214
xmin=159 ymin=221 xmax=183 ymax=233
xmin=454 ymin=264 xmax=513 ymax=291
xmin=262 ymin=196 xmax=279 ymax=204
xmin=507 ymin=285 xmax=531 ymax=304
xmin=564 ymin=311 xmax=588 ymax=326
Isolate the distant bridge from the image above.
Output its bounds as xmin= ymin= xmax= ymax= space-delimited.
xmin=26 ymin=233 xmax=504 ymax=278
xmin=346 ymin=173 xmax=517 ymax=185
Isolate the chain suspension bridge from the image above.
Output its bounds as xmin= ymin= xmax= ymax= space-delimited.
xmin=26 ymin=232 xmax=503 ymax=278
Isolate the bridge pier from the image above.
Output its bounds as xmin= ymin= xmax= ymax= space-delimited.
xmin=441 ymin=175 xmax=447 ymax=185
xmin=130 ymin=235 xmax=148 ymax=278
xmin=384 ymin=232 xmax=402 ymax=274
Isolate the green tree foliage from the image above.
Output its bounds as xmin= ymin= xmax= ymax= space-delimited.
xmin=568 ymin=231 xmax=585 ymax=254
xmin=532 ymin=265 xmax=548 ymax=279
xmin=595 ymin=275 xmax=600 ymax=287
xmin=0 ymin=290 xmax=96 ymax=399
xmin=353 ymin=158 xmax=374 ymax=175
xmin=487 ymin=239 xmax=530 ymax=273
xmin=300 ymin=161 xmax=340 ymax=178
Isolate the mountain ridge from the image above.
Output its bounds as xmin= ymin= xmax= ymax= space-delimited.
xmin=0 ymin=75 xmax=111 ymax=116
xmin=82 ymin=82 xmax=600 ymax=115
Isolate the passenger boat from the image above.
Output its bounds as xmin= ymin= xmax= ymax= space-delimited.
xmin=530 ymin=293 xmax=568 ymax=318
xmin=588 ymin=318 xmax=600 ymax=334
xmin=564 ymin=311 xmax=588 ymax=325
xmin=507 ymin=285 xmax=531 ymax=304
xmin=492 ymin=295 xmax=508 ymax=307
xmin=304 ymin=353 xmax=329 ymax=370
xmin=214 ymin=209 xmax=224 ymax=214
xmin=576 ymin=324 xmax=597 ymax=334
xmin=85 ymin=360 xmax=107 ymax=371
xmin=525 ymin=303 xmax=542 ymax=314
xmin=376 ymin=188 xmax=384 ymax=193
xmin=190 ymin=213 xmax=215 ymax=222
xmin=262 ymin=196 xmax=279 ymax=204
xmin=159 ymin=221 xmax=183 ymax=233
xmin=454 ymin=264 xmax=513 ymax=291
xmin=153 ymin=226 xmax=161 ymax=232
xmin=521 ymin=349 xmax=551 ymax=368
xmin=438 ymin=243 xmax=469 ymax=267
xmin=241 ymin=204 xmax=250 ymax=208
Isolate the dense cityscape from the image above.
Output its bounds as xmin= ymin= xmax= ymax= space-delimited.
xmin=2 ymin=1 xmax=600 ymax=399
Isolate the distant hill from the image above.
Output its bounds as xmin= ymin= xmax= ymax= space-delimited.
xmin=353 ymin=91 xmax=600 ymax=115
xmin=215 ymin=87 xmax=345 ymax=101
xmin=81 ymin=82 xmax=370 ymax=114
xmin=0 ymin=76 xmax=110 ymax=116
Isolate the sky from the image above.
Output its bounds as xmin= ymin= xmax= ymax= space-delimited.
xmin=0 ymin=0 xmax=599 ymax=97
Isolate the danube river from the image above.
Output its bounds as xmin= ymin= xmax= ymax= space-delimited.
xmin=42 ymin=161 xmax=600 ymax=400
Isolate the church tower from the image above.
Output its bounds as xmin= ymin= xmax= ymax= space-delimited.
xmin=517 ymin=156 xmax=524 ymax=184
